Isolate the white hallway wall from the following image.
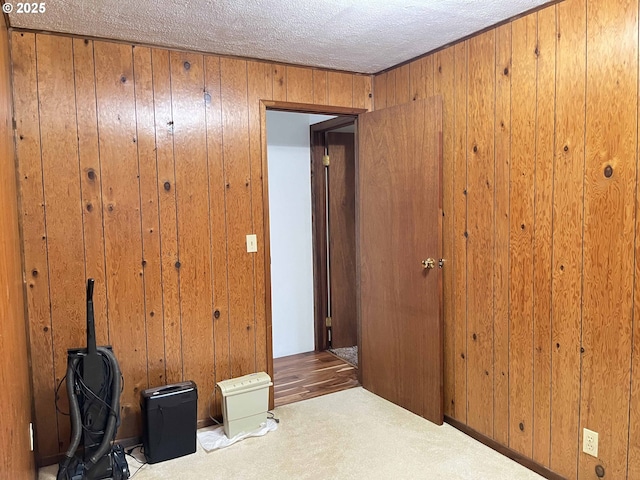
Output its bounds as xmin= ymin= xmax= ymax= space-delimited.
xmin=267 ymin=111 xmax=334 ymax=358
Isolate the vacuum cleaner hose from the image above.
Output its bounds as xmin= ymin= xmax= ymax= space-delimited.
xmin=56 ymin=357 xmax=82 ymax=480
xmin=85 ymin=346 xmax=122 ymax=469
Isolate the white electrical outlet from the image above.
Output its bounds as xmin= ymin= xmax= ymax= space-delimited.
xmin=583 ymin=428 xmax=599 ymax=457
xmin=246 ymin=234 xmax=258 ymax=253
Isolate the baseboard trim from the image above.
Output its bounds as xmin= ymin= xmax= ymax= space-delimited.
xmin=444 ymin=415 xmax=566 ymax=480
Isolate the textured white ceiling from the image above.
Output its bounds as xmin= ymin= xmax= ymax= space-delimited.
xmin=7 ymin=0 xmax=554 ymax=74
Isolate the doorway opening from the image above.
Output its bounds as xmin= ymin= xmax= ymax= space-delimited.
xmin=264 ymin=109 xmax=359 ymax=407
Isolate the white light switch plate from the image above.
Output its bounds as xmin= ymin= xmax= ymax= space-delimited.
xmin=246 ymin=234 xmax=258 ymax=253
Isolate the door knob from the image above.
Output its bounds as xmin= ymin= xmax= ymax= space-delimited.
xmin=422 ymin=258 xmax=436 ymax=269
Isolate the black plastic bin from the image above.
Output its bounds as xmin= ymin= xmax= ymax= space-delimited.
xmin=141 ymin=381 xmax=198 ymax=464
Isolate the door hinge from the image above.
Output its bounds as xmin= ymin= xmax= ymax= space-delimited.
xmin=322 ymin=154 xmax=330 ymax=166
xmin=325 ymin=316 xmax=332 ymax=327
xmin=439 ymin=258 xmax=445 ymax=269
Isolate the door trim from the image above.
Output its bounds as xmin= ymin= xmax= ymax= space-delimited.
xmin=259 ymin=101 xmax=366 ymax=409
xmin=310 ymin=117 xmax=357 ymax=353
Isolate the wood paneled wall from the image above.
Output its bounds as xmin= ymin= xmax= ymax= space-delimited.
xmin=11 ymin=31 xmax=371 ymax=463
xmin=0 ymin=18 xmax=36 ymax=480
xmin=373 ymin=0 xmax=640 ymax=478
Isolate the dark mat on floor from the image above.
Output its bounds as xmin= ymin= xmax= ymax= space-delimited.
xmin=329 ymin=346 xmax=358 ymax=367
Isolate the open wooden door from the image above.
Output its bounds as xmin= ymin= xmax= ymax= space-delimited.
xmin=358 ymin=97 xmax=443 ymax=425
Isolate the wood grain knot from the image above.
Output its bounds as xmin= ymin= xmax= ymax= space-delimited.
xmin=108 ymin=204 xmax=114 ymax=212
xmin=175 ymin=261 xmax=181 ymax=268
xmin=534 ymin=46 xmax=539 ymax=56
xmin=19 ymin=135 xmax=24 ymax=140
xmin=473 ymin=145 xmax=478 ymax=153
xmin=472 ymin=333 xmax=477 ymax=341
xmin=464 ymin=231 xmax=468 ymax=238
xmin=141 ymin=260 xmax=147 ymax=266
xmin=184 ymin=61 xmax=191 ymax=70
xmin=438 ymin=65 xmax=442 ymax=73
xmin=595 ymin=465 xmax=605 ymax=478
xmin=463 ymin=189 xmax=467 ymax=195
xmin=564 ymin=145 xmax=569 ymax=152
xmin=43 ymin=326 xmax=49 ymax=332
xmin=604 ymin=165 xmax=613 ymax=178
xmin=120 ymin=76 xmax=127 ymax=83
xmin=214 ymin=310 xmax=221 ymax=319
xmin=580 ymin=347 xmax=585 ymax=353
xmin=84 ymin=39 xmax=89 ymax=45
xmin=560 ymin=265 xmax=564 ymax=271
xmin=86 ymin=203 xmax=93 ymax=212
xmin=32 ymin=269 xmax=38 ymax=277
xmin=484 ymin=370 xmax=489 ymax=376
xmin=519 ymin=422 xmax=524 ymax=432
xmin=132 ymin=138 xmax=137 ymax=143
xmin=556 ymin=343 xmax=560 ymax=349
xmin=246 ymin=325 xmax=251 ymax=331
xmin=368 ymin=93 xmax=372 ymax=98
xmin=503 ymin=67 xmax=509 ymax=76
xmin=87 ymin=169 xmax=96 ymax=180
xmin=520 ymin=224 xmax=525 ymax=230
xmin=460 ymin=353 xmax=465 ymax=359
xmin=150 ymin=311 xmax=154 ymax=317
xmin=164 ymin=181 xmax=171 ymax=191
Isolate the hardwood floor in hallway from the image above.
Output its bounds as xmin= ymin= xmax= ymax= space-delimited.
xmin=273 ymin=350 xmax=359 ymax=407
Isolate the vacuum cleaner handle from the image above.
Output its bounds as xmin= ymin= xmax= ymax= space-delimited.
xmin=87 ymin=278 xmax=94 ymax=302
xmin=86 ymin=278 xmax=97 ymax=355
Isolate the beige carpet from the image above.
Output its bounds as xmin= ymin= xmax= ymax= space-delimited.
xmin=39 ymin=387 xmax=543 ymax=479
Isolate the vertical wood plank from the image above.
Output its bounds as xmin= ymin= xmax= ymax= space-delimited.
xmin=493 ymin=23 xmax=511 ymax=447
xmin=422 ymin=56 xmax=435 ymax=98
xmin=286 ymin=66 xmax=313 ymax=104
xmin=151 ymin=48 xmax=183 ymax=385
xmin=247 ymin=61 xmax=273 ymax=375
xmin=373 ymin=73 xmax=387 ymax=110
xmin=36 ymin=34 xmax=85 ymax=451
xmin=532 ymin=6 xmax=556 ymax=468
xmin=386 ymin=69 xmax=397 ymax=107
xmin=11 ymin=31 xmax=58 ymax=458
xmin=394 ymin=64 xmax=410 ymax=104
xmin=272 ymin=64 xmax=287 ymax=101
xmin=72 ymin=38 xmax=108 ymax=348
xmin=452 ymin=41 xmax=468 ymax=423
xmin=94 ymin=41 xmax=147 ymax=438
xmin=352 ymin=75 xmax=372 ymax=111
xmin=409 ymin=58 xmax=424 ymax=101
xmin=435 ymin=48 xmax=456 ymax=418
xmin=313 ymin=70 xmax=328 ymax=105
xmin=327 ymin=71 xmax=353 ymax=107
xmin=170 ymin=51 xmax=215 ymax=417
xmin=0 ymin=21 xmax=35 ymax=477
xmin=465 ymin=30 xmax=495 ymax=438
xmin=550 ymin=0 xmax=586 ymax=476
xmin=579 ymin=0 xmax=638 ymax=477
xmin=220 ymin=58 xmax=256 ymax=377
xmin=204 ymin=55 xmax=229 ymax=417
xmin=133 ymin=45 xmax=165 ymax=388
xmin=509 ymin=14 xmax=537 ymax=458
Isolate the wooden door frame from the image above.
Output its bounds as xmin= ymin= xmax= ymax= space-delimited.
xmin=259 ymin=101 xmax=366 ymax=409
xmin=310 ymin=117 xmax=357 ymax=353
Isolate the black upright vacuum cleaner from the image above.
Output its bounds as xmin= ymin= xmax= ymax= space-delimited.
xmin=57 ymin=279 xmax=130 ymax=480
